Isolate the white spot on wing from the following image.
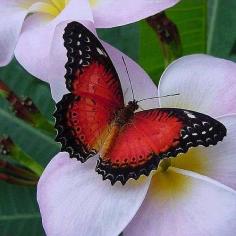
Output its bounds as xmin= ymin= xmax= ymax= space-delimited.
xmin=193 ymin=123 xmax=200 ymax=128
xmin=85 ymin=36 xmax=90 ymax=42
xmin=96 ymin=47 xmax=107 ymax=57
xmin=202 ymin=121 xmax=209 ymax=126
xmin=184 ymin=111 xmax=196 ymax=119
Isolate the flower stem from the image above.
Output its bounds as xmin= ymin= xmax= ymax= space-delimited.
xmin=146 ymin=12 xmax=182 ymax=67
xmin=0 ymin=80 xmax=55 ymax=136
xmin=1 ymin=137 xmax=44 ymax=177
xmin=0 ymin=173 xmax=38 ymax=186
xmin=0 ymin=160 xmax=39 ymax=181
xmin=159 ymin=158 xmax=171 ymax=172
xmin=10 ymin=146 xmax=44 ymax=177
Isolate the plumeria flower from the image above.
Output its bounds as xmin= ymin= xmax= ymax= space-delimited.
xmin=0 ymin=0 xmax=180 ymax=80
xmin=37 ymin=32 xmax=236 ymax=236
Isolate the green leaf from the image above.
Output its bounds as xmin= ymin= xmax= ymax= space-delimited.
xmin=0 ymin=182 xmax=44 ymax=236
xmin=0 ymin=59 xmax=55 ymax=121
xmin=139 ymin=0 xmax=207 ymax=83
xmin=207 ymin=0 xmax=236 ymax=61
xmin=98 ymin=24 xmax=140 ymax=61
xmin=0 ymin=107 xmax=59 ymax=166
xmin=0 ymin=59 xmax=60 ymax=235
xmin=0 ymin=60 xmax=60 ymax=166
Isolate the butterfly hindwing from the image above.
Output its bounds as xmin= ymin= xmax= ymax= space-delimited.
xmin=96 ymin=108 xmax=226 ymax=185
xmin=157 ymin=108 xmax=227 ymax=158
xmin=55 ymin=22 xmax=124 ymax=162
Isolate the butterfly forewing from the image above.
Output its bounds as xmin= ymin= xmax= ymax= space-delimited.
xmin=63 ymin=21 xmax=119 ymax=91
xmin=55 ymin=22 xmax=124 ymax=162
xmin=96 ymin=108 xmax=226 ymax=185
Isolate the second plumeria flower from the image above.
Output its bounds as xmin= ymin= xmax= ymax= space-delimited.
xmin=0 ymin=0 xmax=180 ymax=79
xmin=37 ymin=21 xmax=236 ymax=235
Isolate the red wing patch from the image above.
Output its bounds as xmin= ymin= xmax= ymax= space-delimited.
xmin=63 ymin=21 xmax=120 ymax=92
xmin=96 ymin=108 xmax=226 ymax=185
xmin=72 ymin=62 xmax=123 ymax=108
xmin=55 ymin=22 xmax=124 ymax=162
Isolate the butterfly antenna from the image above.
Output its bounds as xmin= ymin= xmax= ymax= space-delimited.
xmin=137 ymin=93 xmax=180 ymax=103
xmin=122 ymin=56 xmax=135 ymax=101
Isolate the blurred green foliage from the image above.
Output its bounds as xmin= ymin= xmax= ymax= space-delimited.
xmin=208 ymin=0 xmax=236 ymax=61
xmin=139 ymin=0 xmax=207 ymax=82
xmin=0 ymin=60 xmax=59 ymax=235
xmin=0 ymin=0 xmax=235 ymax=234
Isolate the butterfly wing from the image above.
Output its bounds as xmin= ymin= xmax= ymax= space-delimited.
xmin=96 ymin=108 xmax=227 ymax=184
xmin=55 ymin=22 xmax=124 ymax=162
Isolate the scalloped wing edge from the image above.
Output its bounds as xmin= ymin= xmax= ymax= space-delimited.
xmin=95 ymin=153 xmax=161 ymax=185
xmin=54 ymin=93 xmax=97 ymax=163
xmin=95 ymin=135 xmax=226 ymax=185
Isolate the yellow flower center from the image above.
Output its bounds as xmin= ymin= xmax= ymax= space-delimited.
xmin=32 ymin=0 xmax=69 ymax=17
xmin=149 ymin=148 xmax=208 ymax=199
xmin=89 ymin=0 xmax=99 ymax=6
xmin=158 ymin=147 xmax=207 ymax=174
xmin=21 ymin=0 xmax=98 ymax=18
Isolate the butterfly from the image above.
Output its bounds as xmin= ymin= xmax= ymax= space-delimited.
xmin=54 ymin=22 xmax=227 ymax=185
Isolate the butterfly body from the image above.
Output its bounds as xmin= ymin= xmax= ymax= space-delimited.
xmin=114 ymin=101 xmax=138 ymax=125
xmin=54 ymin=22 xmax=227 ymax=185
xmin=99 ymin=101 xmax=138 ymax=158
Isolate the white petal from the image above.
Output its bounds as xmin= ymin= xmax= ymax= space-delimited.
xmin=172 ymin=114 xmax=236 ymax=190
xmin=159 ymin=55 xmax=236 ymax=117
xmin=0 ymin=1 xmax=28 ymax=66
xmin=15 ymin=0 xmax=93 ymax=81
xmin=37 ymin=152 xmax=150 ymax=236
xmin=91 ymin=0 xmax=180 ymax=28
xmin=124 ymin=167 xmax=236 ymax=236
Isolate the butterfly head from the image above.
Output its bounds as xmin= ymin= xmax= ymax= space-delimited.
xmin=127 ymin=100 xmax=139 ymax=112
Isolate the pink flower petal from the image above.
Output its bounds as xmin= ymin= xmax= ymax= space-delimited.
xmin=159 ymin=55 xmax=236 ymax=117
xmin=124 ymin=167 xmax=236 ymax=236
xmin=0 ymin=1 xmax=28 ymax=66
xmin=172 ymin=114 xmax=236 ymax=190
xmin=91 ymin=0 xmax=180 ymax=28
xmin=37 ymin=152 xmax=151 ymax=236
xmin=48 ymin=22 xmax=158 ymax=110
xmin=15 ymin=0 xmax=93 ymax=81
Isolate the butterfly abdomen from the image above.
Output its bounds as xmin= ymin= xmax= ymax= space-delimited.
xmin=100 ymin=102 xmax=138 ymax=161
xmin=100 ymin=124 xmax=120 ymax=160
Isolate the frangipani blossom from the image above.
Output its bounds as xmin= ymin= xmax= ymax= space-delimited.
xmin=0 ymin=0 xmax=180 ymax=80
xmin=37 ymin=46 xmax=236 ymax=235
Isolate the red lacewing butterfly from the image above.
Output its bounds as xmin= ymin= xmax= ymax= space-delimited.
xmin=54 ymin=22 xmax=227 ymax=185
